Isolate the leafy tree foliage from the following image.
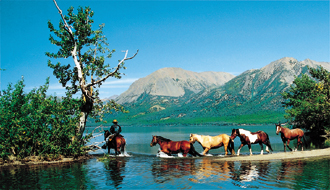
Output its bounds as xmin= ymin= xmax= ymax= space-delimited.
xmin=282 ymin=66 xmax=330 ymax=135
xmin=0 ymin=78 xmax=87 ymax=159
xmin=46 ymin=2 xmax=137 ymax=139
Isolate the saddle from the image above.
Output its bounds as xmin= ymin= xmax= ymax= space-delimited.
xmin=108 ymin=134 xmax=124 ymax=141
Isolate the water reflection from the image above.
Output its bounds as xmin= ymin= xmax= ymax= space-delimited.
xmin=194 ymin=158 xmax=234 ymax=182
xmin=103 ymin=157 xmax=127 ymax=188
xmin=277 ymin=160 xmax=304 ymax=181
xmin=151 ymin=159 xmax=197 ymax=183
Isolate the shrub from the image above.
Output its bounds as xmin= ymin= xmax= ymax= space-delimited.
xmin=0 ymin=77 xmax=87 ymax=159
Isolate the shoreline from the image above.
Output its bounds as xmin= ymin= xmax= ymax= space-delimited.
xmin=0 ymin=155 xmax=93 ymax=169
xmin=214 ymin=147 xmax=330 ymax=162
xmin=1 ymin=148 xmax=329 ymax=168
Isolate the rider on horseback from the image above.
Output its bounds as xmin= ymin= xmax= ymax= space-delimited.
xmin=108 ymin=119 xmax=122 ymax=145
xmin=110 ymin=119 xmax=122 ymax=138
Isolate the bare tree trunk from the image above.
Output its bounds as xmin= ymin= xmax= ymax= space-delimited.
xmin=53 ymin=0 xmax=138 ymax=141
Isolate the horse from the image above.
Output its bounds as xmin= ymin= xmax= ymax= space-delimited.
xmin=150 ymin=136 xmax=202 ymax=157
xmin=189 ymin=133 xmax=235 ymax=156
xmin=275 ymin=123 xmax=304 ymax=152
xmin=230 ymin=129 xmax=273 ymax=156
xmin=104 ymin=130 xmax=126 ymax=155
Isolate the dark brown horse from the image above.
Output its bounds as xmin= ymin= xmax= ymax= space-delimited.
xmin=230 ymin=129 xmax=273 ymax=156
xmin=275 ymin=123 xmax=304 ymax=152
xmin=150 ymin=136 xmax=202 ymax=157
xmin=104 ymin=130 xmax=126 ymax=155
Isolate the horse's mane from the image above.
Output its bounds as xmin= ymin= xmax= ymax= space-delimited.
xmin=156 ymin=136 xmax=172 ymax=142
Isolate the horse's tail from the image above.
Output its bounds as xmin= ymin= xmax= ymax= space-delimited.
xmin=229 ymin=138 xmax=235 ymax=155
xmin=189 ymin=143 xmax=203 ymax=157
xmin=265 ymin=133 xmax=274 ymax=152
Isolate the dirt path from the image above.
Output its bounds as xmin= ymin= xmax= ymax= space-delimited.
xmin=215 ymin=148 xmax=330 ymax=161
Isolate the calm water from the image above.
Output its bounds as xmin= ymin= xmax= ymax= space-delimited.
xmin=1 ymin=125 xmax=329 ymax=189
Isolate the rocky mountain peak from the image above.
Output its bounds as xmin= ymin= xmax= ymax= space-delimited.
xmin=116 ymin=67 xmax=235 ymax=104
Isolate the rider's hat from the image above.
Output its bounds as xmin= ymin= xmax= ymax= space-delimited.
xmin=112 ymin=119 xmax=118 ymax=123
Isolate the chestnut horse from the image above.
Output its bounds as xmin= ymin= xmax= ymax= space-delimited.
xmin=275 ymin=123 xmax=304 ymax=152
xmin=150 ymin=136 xmax=202 ymax=157
xmin=189 ymin=133 xmax=235 ymax=155
xmin=104 ymin=130 xmax=126 ymax=155
xmin=230 ymin=129 xmax=273 ymax=156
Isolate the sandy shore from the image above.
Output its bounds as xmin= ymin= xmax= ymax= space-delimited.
xmin=214 ymin=148 xmax=330 ymax=161
xmin=1 ymin=148 xmax=329 ymax=168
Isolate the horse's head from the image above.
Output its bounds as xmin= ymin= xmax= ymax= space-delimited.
xmin=275 ymin=123 xmax=282 ymax=135
xmin=189 ymin=134 xmax=197 ymax=144
xmin=150 ymin=136 xmax=158 ymax=147
xmin=230 ymin=129 xmax=240 ymax=140
xmin=104 ymin=130 xmax=111 ymax=140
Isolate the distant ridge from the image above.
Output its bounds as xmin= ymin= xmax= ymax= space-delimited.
xmin=100 ymin=57 xmax=330 ymax=125
xmin=116 ymin=67 xmax=235 ymax=104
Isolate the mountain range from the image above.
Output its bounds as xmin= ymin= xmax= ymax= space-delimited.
xmin=97 ymin=57 xmax=330 ymax=126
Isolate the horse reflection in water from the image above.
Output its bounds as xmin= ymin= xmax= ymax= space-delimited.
xmin=194 ymin=159 xmax=235 ymax=182
xmin=104 ymin=158 xmax=127 ymax=188
xmin=231 ymin=161 xmax=270 ymax=188
xmin=276 ymin=160 xmax=304 ymax=182
xmin=151 ymin=159 xmax=197 ymax=183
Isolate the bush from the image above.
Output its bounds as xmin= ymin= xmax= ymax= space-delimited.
xmin=0 ymin=77 xmax=87 ymax=159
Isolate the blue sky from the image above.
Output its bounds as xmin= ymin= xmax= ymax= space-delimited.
xmin=1 ymin=0 xmax=329 ymax=98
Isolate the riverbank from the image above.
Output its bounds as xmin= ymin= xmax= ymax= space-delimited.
xmin=0 ymin=155 xmax=93 ymax=168
xmin=215 ymin=148 xmax=330 ymax=162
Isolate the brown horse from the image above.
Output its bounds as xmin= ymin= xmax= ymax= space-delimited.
xmin=189 ymin=133 xmax=235 ymax=155
xmin=230 ymin=129 xmax=273 ymax=156
xmin=104 ymin=130 xmax=126 ymax=155
xmin=275 ymin=123 xmax=304 ymax=152
xmin=150 ymin=136 xmax=202 ymax=157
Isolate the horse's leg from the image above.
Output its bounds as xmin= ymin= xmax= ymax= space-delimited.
xmin=265 ymin=140 xmax=273 ymax=153
xmin=107 ymin=141 xmax=110 ymax=154
xmin=237 ymin=144 xmax=244 ymax=156
xmin=224 ymin=144 xmax=228 ymax=155
xmin=282 ymin=139 xmax=287 ymax=152
xmin=286 ymin=140 xmax=293 ymax=151
xmin=203 ymin=147 xmax=210 ymax=155
xmin=297 ymin=137 xmax=303 ymax=151
xmin=248 ymin=143 xmax=252 ymax=155
xmin=259 ymin=143 xmax=264 ymax=155
xmin=162 ymin=149 xmax=172 ymax=156
xmin=264 ymin=140 xmax=272 ymax=153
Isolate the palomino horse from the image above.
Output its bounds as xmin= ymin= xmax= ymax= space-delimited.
xmin=104 ymin=130 xmax=126 ymax=155
xmin=230 ymin=129 xmax=273 ymax=156
xmin=275 ymin=123 xmax=304 ymax=152
xmin=150 ymin=136 xmax=202 ymax=157
xmin=189 ymin=134 xmax=235 ymax=156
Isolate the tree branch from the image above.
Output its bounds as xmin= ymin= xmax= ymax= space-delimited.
xmin=85 ymin=49 xmax=139 ymax=89
xmin=53 ymin=0 xmax=87 ymax=98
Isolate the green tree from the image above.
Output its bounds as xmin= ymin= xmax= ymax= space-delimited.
xmin=0 ymin=78 xmax=84 ymax=159
xmin=46 ymin=0 xmax=138 ymax=139
xmin=282 ymin=66 xmax=330 ymax=135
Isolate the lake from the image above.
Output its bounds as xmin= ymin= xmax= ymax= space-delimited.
xmin=1 ymin=125 xmax=329 ymax=189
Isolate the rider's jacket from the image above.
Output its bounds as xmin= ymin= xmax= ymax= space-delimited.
xmin=110 ymin=124 xmax=122 ymax=135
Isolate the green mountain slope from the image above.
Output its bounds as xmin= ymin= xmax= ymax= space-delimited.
xmin=91 ymin=58 xmax=330 ymax=126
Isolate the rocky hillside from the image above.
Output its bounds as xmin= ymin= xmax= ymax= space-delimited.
xmin=185 ymin=58 xmax=330 ymax=116
xmin=116 ymin=67 xmax=235 ymax=104
xmin=101 ymin=57 xmax=330 ymax=125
